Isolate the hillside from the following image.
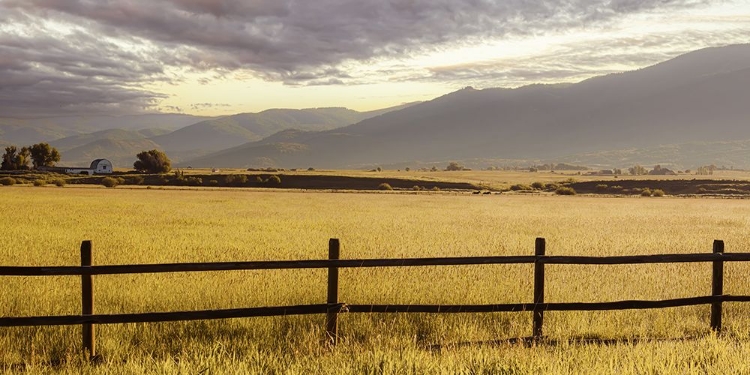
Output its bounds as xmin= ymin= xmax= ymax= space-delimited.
xmin=183 ymin=44 xmax=750 ymax=169
xmin=0 ymin=113 xmax=207 ymax=146
xmin=60 ymin=138 xmax=163 ymax=168
xmin=151 ymin=105 xmax=415 ymax=161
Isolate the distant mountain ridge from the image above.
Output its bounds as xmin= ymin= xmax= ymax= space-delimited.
xmin=3 ymin=105 xmax=415 ymax=167
xmin=182 ymin=44 xmax=750 ymax=170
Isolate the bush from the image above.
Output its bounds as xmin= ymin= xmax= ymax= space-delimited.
xmin=225 ymin=174 xmax=248 ymax=186
xmin=412 ymin=185 xmax=422 ymax=191
xmin=555 ymin=187 xmax=576 ymax=195
xmin=128 ymin=176 xmax=145 ymax=185
xmin=267 ymin=175 xmax=281 ymax=185
xmin=33 ymin=179 xmax=46 ymax=187
xmin=510 ymin=184 xmax=532 ymax=191
xmin=378 ymin=183 xmax=393 ymax=191
xmin=544 ymin=183 xmax=560 ymax=191
xmin=652 ymin=189 xmax=665 ymax=197
xmin=431 ymin=186 xmax=440 ymax=191
xmin=531 ymin=182 xmax=545 ymax=190
xmin=640 ymin=188 xmax=652 ymax=197
xmin=208 ymin=179 xmax=218 ymax=186
xmin=0 ymin=177 xmax=15 ymax=186
xmin=595 ymin=184 xmax=608 ymax=192
xmin=181 ymin=176 xmax=201 ymax=186
xmin=53 ymin=179 xmax=66 ymax=187
xmin=101 ymin=177 xmax=120 ymax=188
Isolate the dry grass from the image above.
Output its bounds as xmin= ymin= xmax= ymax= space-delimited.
xmin=1 ymin=186 xmax=750 ymax=373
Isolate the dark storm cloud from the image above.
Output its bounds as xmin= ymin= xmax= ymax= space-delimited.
xmin=0 ymin=0 xmax=719 ymax=116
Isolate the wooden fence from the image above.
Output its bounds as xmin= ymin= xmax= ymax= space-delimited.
xmin=2 ymin=238 xmax=750 ymax=359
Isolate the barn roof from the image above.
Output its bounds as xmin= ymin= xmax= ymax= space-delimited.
xmin=89 ymin=159 xmax=109 ymax=168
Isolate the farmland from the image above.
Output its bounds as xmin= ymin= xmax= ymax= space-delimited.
xmin=1 ymin=186 xmax=750 ymax=373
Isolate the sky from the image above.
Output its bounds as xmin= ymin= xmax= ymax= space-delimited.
xmin=0 ymin=0 xmax=748 ymax=119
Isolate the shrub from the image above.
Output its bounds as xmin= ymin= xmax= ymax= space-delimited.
xmin=555 ymin=187 xmax=576 ymax=195
xmin=412 ymin=185 xmax=422 ymax=191
xmin=510 ymin=184 xmax=532 ymax=191
xmin=101 ymin=177 xmax=119 ymax=188
xmin=544 ymin=183 xmax=560 ymax=191
xmin=0 ymin=177 xmax=15 ymax=186
xmin=208 ymin=180 xmax=218 ymax=186
xmin=186 ymin=176 xmax=203 ymax=186
xmin=53 ymin=179 xmax=66 ymax=187
xmin=267 ymin=175 xmax=281 ymax=185
xmin=640 ymin=188 xmax=652 ymax=197
xmin=631 ymin=187 xmax=643 ymax=195
xmin=652 ymin=189 xmax=665 ymax=197
xmin=595 ymin=184 xmax=608 ymax=192
xmin=33 ymin=179 xmax=46 ymax=187
xmin=225 ymin=174 xmax=248 ymax=186
xmin=128 ymin=176 xmax=145 ymax=185
xmin=378 ymin=183 xmax=393 ymax=191
xmin=531 ymin=182 xmax=545 ymax=190
xmin=431 ymin=186 xmax=440 ymax=191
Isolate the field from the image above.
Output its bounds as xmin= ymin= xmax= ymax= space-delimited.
xmin=2 ymin=186 xmax=750 ymax=373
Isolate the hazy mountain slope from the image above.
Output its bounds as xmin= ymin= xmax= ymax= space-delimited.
xmin=152 ymin=105 xmax=415 ymax=158
xmin=184 ymin=44 xmax=750 ymax=169
xmin=0 ymin=123 xmax=73 ymax=145
xmin=51 ymin=129 xmax=161 ymax=151
xmin=0 ymin=113 xmax=207 ymax=146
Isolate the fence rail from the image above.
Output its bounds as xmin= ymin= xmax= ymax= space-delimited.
xmin=1 ymin=238 xmax=750 ymax=359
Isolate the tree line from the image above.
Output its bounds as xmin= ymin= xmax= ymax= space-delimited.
xmin=1 ymin=143 xmax=60 ymax=171
xmin=2 ymin=143 xmax=171 ymax=174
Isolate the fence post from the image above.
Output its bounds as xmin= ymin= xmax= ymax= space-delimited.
xmin=80 ymin=240 xmax=95 ymax=359
xmin=326 ymin=238 xmax=340 ymax=346
xmin=533 ymin=237 xmax=545 ymax=339
xmin=711 ymin=240 xmax=724 ymax=332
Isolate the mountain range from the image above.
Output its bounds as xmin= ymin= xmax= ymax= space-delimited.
xmin=182 ymin=44 xmax=750 ymax=170
xmin=2 ymin=44 xmax=749 ymax=170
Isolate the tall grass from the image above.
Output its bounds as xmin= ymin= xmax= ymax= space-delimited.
xmin=1 ymin=187 xmax=749 ymax=373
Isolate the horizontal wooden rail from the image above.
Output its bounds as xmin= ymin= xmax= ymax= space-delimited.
xmin=0 ymin=304 xmax=336 ymax=327
xmin=5 ymin=295 xmax=750 ymax=328
xmin=348 ymin=295 xmax=750 ymax=313
xmin=3 ymin=253 xmax=750 ymax=277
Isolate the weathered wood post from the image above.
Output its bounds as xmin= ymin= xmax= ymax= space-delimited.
xmin=326 ymin=238 xmax=340 ymax=345
xmin=711 ymin=240 xmax=724 ymax=332
xmin=533 ymin=237 xmax=545 ymax=339
xmin=80 ymin=240 xmax=95 ymax=358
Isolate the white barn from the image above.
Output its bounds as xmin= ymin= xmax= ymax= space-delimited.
xmin=51 ymin=159 xmax=114 ymax=175
xmin=89 ymin=159 xmax=113 ymax=174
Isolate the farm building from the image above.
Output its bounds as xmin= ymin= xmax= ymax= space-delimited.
xmin=41 ymin=159 xmax=114 ymax=175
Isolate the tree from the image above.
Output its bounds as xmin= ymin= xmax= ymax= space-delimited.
xmin=29 ymin=143 xmax=61 ymax=169
xmin=1 ymin=145 xmax=31 ymax=171
xmin=628 ymin=165 xmax=647 ymax=176
xmin=445 ymin=162 xmax=464 ymax=171
xmin=134 ymin=150 xmax=172 ymax=173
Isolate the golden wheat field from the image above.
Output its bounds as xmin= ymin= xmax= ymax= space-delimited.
xmin=2 ymin=185 xmax=750 ymax=374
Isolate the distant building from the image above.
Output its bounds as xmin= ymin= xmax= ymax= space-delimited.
xmin=40 ymin=159 xmax=113 ymax=175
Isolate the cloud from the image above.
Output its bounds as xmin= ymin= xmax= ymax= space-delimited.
xmin=189 ymin=102 xmax=231 ymax=111
xmin=0 ymin=0 xmax=738 ymax=116
xmin=420 ymin=27 xmax=750 ymax=88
